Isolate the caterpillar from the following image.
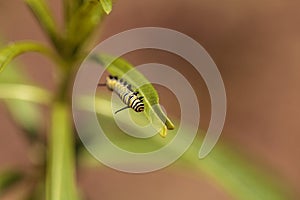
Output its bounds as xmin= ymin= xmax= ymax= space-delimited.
xmin=98 ymin=75 xmax=144 ymax=114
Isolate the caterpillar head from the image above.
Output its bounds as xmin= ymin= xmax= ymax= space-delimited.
xmin=106 ymin=76 xmax=118 ymax=91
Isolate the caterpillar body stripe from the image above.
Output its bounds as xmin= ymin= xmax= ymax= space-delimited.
xmin=98 ymin=75 xmax=144 ymax=113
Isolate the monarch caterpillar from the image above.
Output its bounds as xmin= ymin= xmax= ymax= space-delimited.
xmin=98 ymin=75 xmax=144 ymax=114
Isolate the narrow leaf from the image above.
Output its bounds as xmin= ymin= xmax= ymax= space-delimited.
xmin=80 ymin=96 xmax=291 ymax=199
xmin=46 ymin=103 xmax=78 ymax=200
xmin=0 ymin=84 xmax=51 ymax=104
xmin=180 ymin=136 xmax=291 ymax=200
xmin=0 ymin=42 xmax=53 ymax=73
xmin=91 ymin=54 xmax=175 ymax=137
xmin=25 ymin=0 xmax=61 ymax=49
xmin=99 ymin=0 xmax=112 ymax=14
xmin=0 ymin=64 xmax=49 ymax=140
xmin=0 ymin=170 xmax=23 ymax=196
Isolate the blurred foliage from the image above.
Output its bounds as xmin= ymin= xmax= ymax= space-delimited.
xmin=0 ymin=42 xmax=54 ymax=73
xmin=0 ymin=170 xmax=24 ymax=196
xmin=77 ymin=96 xmax=291 ymax=200
xmin=0 ymin=0 xmax=293 ymax=200
xmin=0 ymin=62 xmax=47 ymax=141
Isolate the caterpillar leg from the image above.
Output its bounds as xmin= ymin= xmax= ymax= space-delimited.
xmin=98 ymin=83 xmax=106 ymax=87
xmin=115 ymin=106 xmax=130 ymax=114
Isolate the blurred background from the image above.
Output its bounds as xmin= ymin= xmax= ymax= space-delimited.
xmin=0 ymin=0 xmax=299 ymax=199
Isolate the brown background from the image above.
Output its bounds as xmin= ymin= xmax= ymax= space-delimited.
xmin=0 ymin=0 xmax=299 ymax=199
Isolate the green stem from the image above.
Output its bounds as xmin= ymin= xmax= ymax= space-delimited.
xmin=63 ymin=0 xmax=71 ymax=24
xmin=46 ymin=102 xmax=78 ymax=200
xmin=46 ymin=57 xmax=79 ymax=200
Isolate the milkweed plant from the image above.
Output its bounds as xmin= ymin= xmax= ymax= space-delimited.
xmin=0 ymin=0 xmax=292 ymax=199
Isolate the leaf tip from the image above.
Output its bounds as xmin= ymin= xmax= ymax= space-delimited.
xmin=104 ymin=8 xmax=112 ymax=15
xmin=159 ymin=126 xmax=168 ymax=138
xmin=99 ymin=0 xmax=112 ymax=14
xmin=166 ymin=121 xmax=175 ymax=130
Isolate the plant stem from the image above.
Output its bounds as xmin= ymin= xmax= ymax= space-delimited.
xmin=45 ymin=54 xmax=79 ymax=199
xmin=46 ymin=101 xmax=78 ymax=200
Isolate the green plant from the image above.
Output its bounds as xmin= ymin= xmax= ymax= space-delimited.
xmin=0 ymin=0 xmax=292 ymax=199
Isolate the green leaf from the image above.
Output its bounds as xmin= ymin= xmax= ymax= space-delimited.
xmin=91 ymin=54 xmax=175 ymax=137
xmin=46 ymin=103 xmax=79 ymax=200
xmin=0 ymin=170 xmax=23 ymax=196
xmin=0 ymin=42 xmax=54 ymax=73
xmin=25 ymin=0 xmax=61 ymax=50
xmin=0 ymin=64 xmax=50 ymax=140
xmin=99 ymin=0 xmax=112 ymax=14
xmin=0 ymin=83 xmax=51 ymax=104
xmin=180 ymin=138 xmax=291 ymax=200
xmin=80 ymin=96 xmax=291 ymax=199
